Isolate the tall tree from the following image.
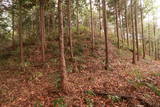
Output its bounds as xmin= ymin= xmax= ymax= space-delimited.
xmin=134 ymin=0 xmax=139 ymax=61
xmin=102 ymin=0 xmax=108 ymax=69
xmin=98 ymin=0 xmax=102 ymax=37
xmin=67 ymin=0 xmax=73 ymax=58
xmin=18 ymin=0 xmax=24 ymax=65
xmin=131 ymin=0 xmax=136 ymax=64
xmin=90 ymin=0 xmax=94 ymax=52
xmin=148 ymin=20 xmax=151 ymax=56
xmin=115 ymin=0 xmax=120 ymax=48
xmin=39 ymin=0 xmax=46 ymax=62
xmin=125 ymin=0 xmax=129 ymax=46
xmin=58 ymin=0 xmax=67 ymax=91
xmin=12 ymin=2 xmax=15 ymax=47
xmin=76 ymin=0 xmax=79 ymax=34
xmin=140 ymin=0 xmax=145 ymax=59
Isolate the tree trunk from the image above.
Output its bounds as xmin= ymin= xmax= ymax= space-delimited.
xmin=115 ymin=1 xmax=120 ymax=48
xmin=153 ymin=23 xmax=157 ymax=60
xmin=58 ymin=0 xmax=67 ymax=91
xmin=102 ymin=0 xmax=108 ymax=69
xmin=76 ymin=0 xmax=79 ymax=35
xmin=98 ymin=0 xmax=102 ymax=37
xmin=90 ymin=0 xmax=94 ymax=52
xmin=67 ymin=0 xmax=73 ymax=58
xmin=140 ymin=0 xmax=145 ymax=59
xmin=12 ymin=3 xmax=15 ymax=47
xmin=134 ymin=0 xmax=139 ymax=61
xmin=18 ymin=0 xmax=24 ymax=65
xmin=39 ymin=0 xmax=46 ymax=62
xmin=148 ymin=23 xmax=151 ymax=56
xmin=131 ymin=0 xmax=136 ymax=64
xmin=125 ymin=0 xmax=129 ymax=47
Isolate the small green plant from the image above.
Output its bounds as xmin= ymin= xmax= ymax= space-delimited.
xmin=73 ymin=56 xmax=86 ymax=63
xmin=67 ymin=65 xmax=73 ymax=73
xmin=74 ymin=44 xmax=84 ymax=56
xmin=108 ymin=95 xmax=121 ymax=102
xmin=152 ymin=73 xmax=160 ymax=77
xmin=53 ymin=98 xmax=67 ymax=107
xmin=34 ymin=101 xmax=43 ymax=107
xmin=85 ymin=98 xmax=94 ymax=107
xmin=54 ymin=73 xmax=61 ymax=89
xmin=85 ymin=90 xmax=96 ymax=96
xmin=145 ymin=83 xmax=160 ymax=96
xmin=129 ymin=68 xmax=143 ymax=81
xmin=127 ymin=80 xmax=145 ymax=88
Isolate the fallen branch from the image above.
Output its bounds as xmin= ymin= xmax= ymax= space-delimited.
xmin=92 ymin=90 xmax=153 ymax=107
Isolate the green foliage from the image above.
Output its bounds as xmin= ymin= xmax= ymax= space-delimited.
xmin=128 ymin=80 xmax=160 ymax=96
xmin=47 ymin=42 xmax=59 ymax=56
xmin=145 ymin=83 xmax=160 ymax=96
xmin=34 ymin=101 xmax=43 ymax=107
xmin=85 ymin=90 xmax=96 ymax=96
xmin=129 ymin=69 xmax=143 ymax=81
xmin=108 ymin=95 xmax=121 ymax=102
xmin=67 ymin=65 xmax=73 ymax=73
xmin=73 ymin=56 xmax=86 ymax=63
xmin=53 ymin=98 xmax=67 ymax=107
xmin=54 ymin=72 xmax=61 ymax=89
xmin=74 ymin=43 xmax=84 ymax=56
xmin=128 ymin=80 xmax=145 ymax=88
xmin=152 ymin=73 xmax=160 ymax=76
xmin=84 ymin=98 xmax=94 ymax=107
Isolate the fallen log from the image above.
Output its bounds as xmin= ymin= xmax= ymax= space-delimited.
xmin=92 ymin=90 xmax=154 ymax=107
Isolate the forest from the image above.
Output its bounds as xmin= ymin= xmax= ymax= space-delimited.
xmin=0 ymin=0 xmax=160 ymax=106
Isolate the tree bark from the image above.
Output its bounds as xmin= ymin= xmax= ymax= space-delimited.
xmin=102 ymin=0 xmax=109 ymax=69
xmin=140 ymin=0 xmax=145 ymax=59
xmin=153 ymin=23 xmax=157 ymax=60
xmin=12 ymin=2 xmax=15 ymax=47
xmin=125 ymin=0 xmax=129 ymax=47
xmin=148 ymin=23 xmax=151 ymax=56
xmin=134 ymin=0 xmax=139 ymax=61
xmin=67 ymin=0 xmax=73 ymax=58
xmin=115 ymin=1 xmax=120 ymax=48
xmin=76 ymin=0 xmax=79 ymax=35
xmin=131 ymin=0 xmax=136 ymax=64
xmin=58 ymin=0 xmax=67 ymax=91
xmin=18 ymin=0 xmax=24 ymax=65
xmin=39 ymin=0 xmax=46 ymax=62
xmin=90 ymin=0 xmax=94 ymax=52
xmin=98 ymin=0 xmax=102 ymax=37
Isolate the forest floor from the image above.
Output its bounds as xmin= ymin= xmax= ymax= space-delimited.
xmin=0 ymin=34 xmax=160 ymax=107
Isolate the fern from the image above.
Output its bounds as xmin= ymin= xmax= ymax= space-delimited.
xmin=145 ymin=83 xmax=160 ymax=96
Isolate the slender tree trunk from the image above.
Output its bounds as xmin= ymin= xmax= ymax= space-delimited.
xmin=152 ymin=41 xmax=154 ymax=56
xmin=140 ymin=0 xmax=145 ymax=59
xmin=131 ymin=0 xmax=136 ymax=64
xmin=148 ymin=23 xmax=151 ymax=56
xmin=67 ymin=0 xmax=73 ymax=58
xmin=102 ymin=0 xmax=108 ymax=69
xmin=122 ymin=16 xmax=126 ymax=43
xmin=76 ymin=0 xmax=79 ymax=35
xmin=58 ymin=0 xmax=67 ymax=91
xmin=12 ymin=3 xmax=15 ymax=47
xmin=90 ymin=0 xmax=94 ymax=52
xmin=39 ymin=0 xmax=46 ymax=62
xmin=115 ymin=1 xmax=120 ymax=48
xmin=153 ymin=23 xmax=157 ymax=60
xmin=119 ymin=14 xmax=123 ymax=44
xmin=125 ymin=0 xmax=129 ymax=46
xmin=98 ymin=0 xmax=102 ymax=37
xmin=18 ymin=0 xmax=24 ymax=65
xmin=134 ymin=0 xmax=139 ymax=61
